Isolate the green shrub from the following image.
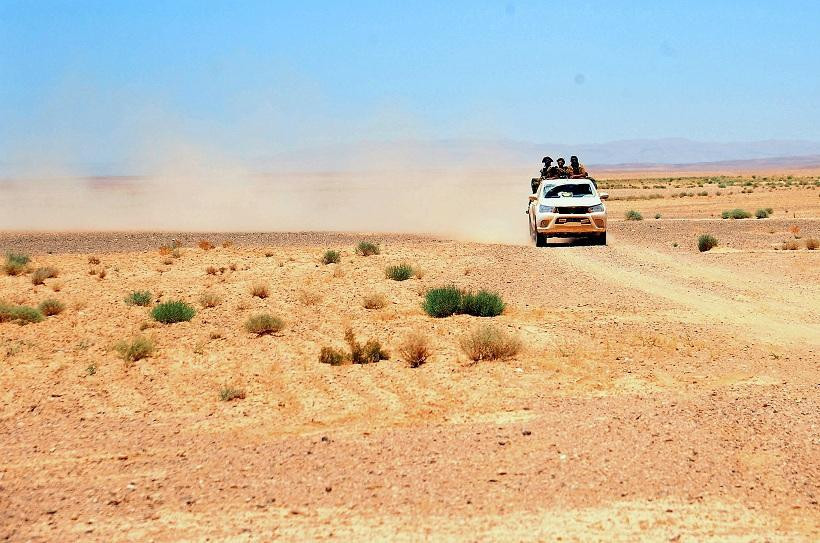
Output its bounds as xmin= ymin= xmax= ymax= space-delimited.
xmin=697 ymin=234 xmax=719 ymax=252
xmin=460 ymin=324 xmax=521 ymax=361
xmin=3 ymin=253 xmax=30 ymax=275
xmin=461 ymin=290 xmax=505 ymax=317
xmin=38 ymin=298 xmax=65 ymax=316
xmin=423 ymin=286 xmax=463 ymax=317
xmin=624 ymin=209 xmax=643 ymax=221
xmin=125 ymin=290 xmax=152 ymax=306
xmin=321 ymin=250 xmax=340 ymax=264
xmin=244 ymin=313 xmax=284 ymax=335
xmin=31 ymin=266 xmax=58 ymax=285
xmin=219 ymin=385 xmax=246 ymax=401
xmin=385 ymin=263 xmax=414 ymax=281
xmin=654 ymin=213 xmax=661 ymax=219
xmin=356 ymin=241 xmax=380 ymax=256
xmin=150 ymin=300 xmax=196 ymax=323
xmin=319 ymin=347 xmax=347 ymax=366
xmin=755 ymin=208 xmax=770 ymax=219
xmin=721 ymin=208 xmax=751 ymax=219
xmin=114 ymin=336 xmax=154 ymax=362
xmin=0 ymin=305 xmax=44 ymax=325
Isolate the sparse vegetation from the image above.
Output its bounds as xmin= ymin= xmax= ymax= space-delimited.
xmin=321 ymin=250 xmax=340 ymax=264
xmin=624 ymin=209 xmax=643 ymax=221
xmin=297 ymin=289 xmax=321 ymax=306
xmin=356 ymin=241 xmax=380 ymax=256
xmin=206 ymin=265 xmax=218 ymax=275
xmin=721 ymin=208 xmax=751 ymax=219
xmin=460 ymin=290 xmax=505 ymax=317
xmin=199 ymin=291 xmax=222 ymax=308
xmin=697 ymin=234 xmax=719 ymax=252
xmin=198 ymin=240 xmax=215 ymax=250
xmin=88 ymin=256 xmax=101 ymax=265
xmin=399 ymin=331 xmax=431 ymax=368
xmin=151 ymin=300 xmax=196 ymax=323
xmin=125 ymin=290 xmax=152 ymax=306
xmin=422 ymin=286 xmax=505 ymax=317
xmin=250 ymin=282 xmax=270 ymax=298
xmin=423 ymin=286 xmax=463 ymax=317
xmin=755 ymin=208 xmax=770 ymax=219
xmin=38 ymin=298 xmax=65 ymax=316
xmin=781 ymin=240 xmax=799 ymax=250
xmin=654 ymin=213 xmax=661 ymax=219
xmin=3 ymin=253 xmax=29 ymax=275
xmin=345 ymin=328 xmax=389 ymax=364
xmin=0 ymin=304 xmax=44 ymax=325
xmin=363 ymin=293 xmax=387 ymax=309
xmin=806 ymin=238 xmax=819 ymax=250
xmin=30 ymin=266 xmax=58 ymax=285
xmin=385 ymin=263 xmax=414 ymax=281
xmin=219 ymin=385 xmax=246 ymax=402
xmin=319 ymin=346 xmax=347 ymax=366
xmin=244 ymin=313 xmax=284 ymax=335
xmin=460 ymin=324 xmax=521 ymax=362
xmin=114 ymin=336 xmax=154 ymax=363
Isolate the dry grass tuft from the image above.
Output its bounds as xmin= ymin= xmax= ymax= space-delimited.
xmin=363 ymin=293 xmax=387 ymax=309
xmin=38 ymin=298 xmax=65 ymax=316
xmin=250 ymin=282 xmax=270 ymax=298
xmin=199 ymin=291 xmax=222 ymax=308
xmin=806 ymin=238 xmax=819 ymax=250
xmin=244 ymin=313 xmax=285 ymax=335
xmin=399 ymin=331 xmax=431 ymax=368
xmin=460 ymin=324 xmax=521 ymax=362
xmin=319 ymin=347 xmax=347 ymax=366
xmin=298 ymin=289 xmax=322 ymax=306
xmin=345 ymin=328 xmax=389 ymax=364
xmin=219 ymin=385 xmax=245 ymax=401
xmin=222 ymin=241 xmax=234 ymax=248
xmin=206 ymin=266 xmax=218 ymax=275
xmin=198 ymin=240 xmax=215 ymax=251
xmin=781 ymin=240 xmax=799 ymax=250
xmin=114 ymin=336 xmax=154 ymax=363
xmin=88 ymin=256 xmax=101 ymax=265
xmin=31 ymin=267 xmax=58 ymax=285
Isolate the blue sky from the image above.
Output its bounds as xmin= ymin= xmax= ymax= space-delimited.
xmin=2 ymin=1 xmax=820 ymax=171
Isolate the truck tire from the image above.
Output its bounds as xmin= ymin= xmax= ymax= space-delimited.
xmin=536 ymin=233 xmax=548 ymax=247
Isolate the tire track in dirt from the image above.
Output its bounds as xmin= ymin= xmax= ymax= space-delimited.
xmin=550 ymin=242 xmax=820 ymax=348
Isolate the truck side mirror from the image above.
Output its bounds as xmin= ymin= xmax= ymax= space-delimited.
xmin=599 ymin=192 xmax=609 ymax=200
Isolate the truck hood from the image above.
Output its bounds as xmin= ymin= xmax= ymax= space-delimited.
xmin=538 ymin=195 xmax=602 ymax=208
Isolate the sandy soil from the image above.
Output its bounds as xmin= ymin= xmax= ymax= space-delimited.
xmin=1 ymin=186 xmax=819 ymax=541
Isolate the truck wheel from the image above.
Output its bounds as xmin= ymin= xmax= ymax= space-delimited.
xmin=595 ymin=232 xmax=607 ymax=245
xmin=536 ymin=233 xmax=548 ymax=247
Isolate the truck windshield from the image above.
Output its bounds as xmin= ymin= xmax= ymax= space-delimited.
xmin=543 ymin=183 xmax=593 ymax=198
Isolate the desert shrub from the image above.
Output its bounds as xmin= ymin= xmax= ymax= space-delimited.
xmin=461 ymin=290 xmax=506 ymax=317
xmin=297 ymin=289 xmax=321 ymax=305
xmin=765 ymin=207 xmax=774 ymax=214
xmin=199 ymin=291 xmax=222 ymax=308
xmin=159 ymin=245 xmax=172 ymax=256
xmin=125 ymin=290 xmax=152 ymax=306
xmin=363 ymin=293 xmax=387 ymax=309
xmin=654 ymin=213 xmax=661 ymax=219
xmin=38 ymin=298 xmax=65 ymax=316
xmin=806 ymin=238 xmax=819 ymax=250
xmin=205 ymin=266 xmax=218 ymax=275
xmin=399 ymin=331 xmax=431 ymax=368
xmin=460 ymin=324 xmax=521 ymax=362
xmin=345 ymin=328 xmax=389 ymax=364
xmin=697 ymin=191 xmax=709 ymax=196
xmin=789 ymin=225 xmax=801 ymax=238
xmin=30 ymin=266 xmax=58 ymax=285
xmin=781 ymin=240 xmax=799 ymax=250
xmin=321 ymin=250 xmax=340 ymax=264
xmin=356 ymin=241 xmax=380 ymax=256
xmin=319 ymin=347 xmax=347 ymax=366
xmin=624 ymin=209 xmax=643 ymax=221
xmin=697 ymin=234 xmax=719 ymax=252
xmin=219 ymin=385 xmax=245 ymax=402
xmin=755 ymin=208 xmax=770 ymax=219
xmin=151 ymin=300 xmax=196 ymax=323
xmin=250 ymin=282 xmax=269 ymax=298
xmin=244 ymin=313 xmax=284 ymax=335
xmin=423 ymin=286 xmax=463 ymax=317
xmin=198 ymin=240 xmax=215 ymax=250
xmin=114 ymin=336 xmax=154 ymax=363
xmin=0 ymin=305 xmax=44 ymax=325
xmin=3 ymin=253 xmax=29 ymax=275
xmin=722 ymin=208 xmax=751 ymax=219
xmin=222 ymin=240 xmax=233 ymax=248
xmin=88 ymin=256 xmax=101 ymax=265
xmin=97 ymin=268 xmax=107 ymax=280
xmin=385 ymin=263 xmax=414 ymax=281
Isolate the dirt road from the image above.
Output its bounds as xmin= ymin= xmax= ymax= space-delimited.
xmin=1 ymin=221 xmax=818 ymax=541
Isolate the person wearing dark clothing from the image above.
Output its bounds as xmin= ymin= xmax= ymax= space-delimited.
xmin=568 ymin=155 xmax=588 ymax=178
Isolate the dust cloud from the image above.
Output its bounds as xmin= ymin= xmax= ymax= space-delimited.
xmin=0 ymin=147 xmax=532 ymax=244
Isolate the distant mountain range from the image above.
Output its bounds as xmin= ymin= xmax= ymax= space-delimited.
xmin=257 ymin=137 xmax=820 ymax=172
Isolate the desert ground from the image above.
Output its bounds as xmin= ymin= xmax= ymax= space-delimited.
xmin=1 ymin=174 xmax=819 ymax=541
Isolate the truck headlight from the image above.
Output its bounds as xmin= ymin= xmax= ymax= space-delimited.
xmin=587 ymin=204 xmax=604 ymax=213
xmin=538 ymin=205 xmax=555 ymax=213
